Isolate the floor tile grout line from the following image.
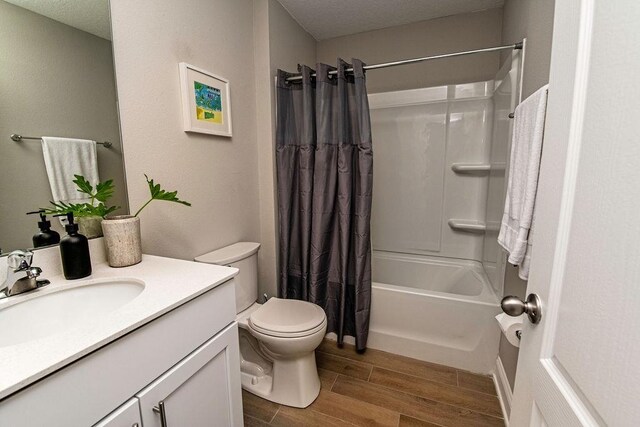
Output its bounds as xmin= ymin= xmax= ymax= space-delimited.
xmin=369 ymin=364 xmax=498 ymax=398
xmin=368 ymin=378 xmax=504 ymax=420
xmin=369 ymin=362 xmax=499 ymax=398
xmin=268 ymin=406 xmax=280 ymax=424
xmin=321 ymin=385 xmax=402 ymax=427
xmin=334 ymin=373 xmax=504 ymax=421
xmin=319 ymin=347 xmax=457 ymax=375
xmin=323 ymin=341 xmax=497 ymax=386
xmin=329 ymin=373 xmax=338 ymax=391
xmin=320 ymin=341 xmax=461 ymax=372
xmin=319 ymin=351 xmax=458 ymax=388
xmin=398 ymin=412 xmax=448 ymax=427
xmin=321 ymin=353 xmax=499 ymax=399
xmin=244 ymin=414 xmax=268 ymax=426
xmin=318 ymin=350 xmax=375 ymax=370
xmin=308 ymin=407 xmax=360 ymax=426
xmin=457 ymin=383 xmax=499 ymax=397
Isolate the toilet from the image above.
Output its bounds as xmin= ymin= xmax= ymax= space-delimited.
xmin=195 ymin=242 xmax=327 ymax=408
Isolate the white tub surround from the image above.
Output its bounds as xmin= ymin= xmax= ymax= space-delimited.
xmin=369 ymin=81 xmax=495 ymax=263
xmin=482 ymin=52 xmax=522 ymax=293
xmin=369 ymin=251 xmax=501 ymax=374
xmin=0 ymin=240 xmax=238 ymax=401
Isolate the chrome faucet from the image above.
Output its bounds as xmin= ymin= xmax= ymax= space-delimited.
xmin=1 ymin=250 xmax=49 ymax=298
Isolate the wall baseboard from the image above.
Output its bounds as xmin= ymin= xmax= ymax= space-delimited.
xmin=493 ymin=356 xmax=513 ymax=425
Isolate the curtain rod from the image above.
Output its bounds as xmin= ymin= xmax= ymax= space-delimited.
xmin=10 ymin=134 xmax=112 ymax=148
xmin=285 ymin=42 xmax=523 ymax=82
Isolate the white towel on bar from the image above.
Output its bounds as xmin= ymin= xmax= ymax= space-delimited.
xmin=498 ymin=85 xmax=549 ymax=280
xmin=41 ymin=137 xmax=99 ymax=204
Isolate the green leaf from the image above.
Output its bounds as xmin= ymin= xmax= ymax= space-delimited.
xmin=134 ymin=175 xmax=191 ymax=217
xmin=145 ymin=174 xmax=191 ymax=206
xmin=73 ymin=175 xmax=94 ymax=197
xmin=94 ymin=179 xmax=115 ymax=203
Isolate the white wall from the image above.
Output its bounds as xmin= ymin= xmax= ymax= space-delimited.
xmin=110 ymin=0 xmax=260 ymax=261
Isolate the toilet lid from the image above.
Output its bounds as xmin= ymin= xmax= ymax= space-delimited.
xmin=249 ymin=298 xmax=326 ymax=335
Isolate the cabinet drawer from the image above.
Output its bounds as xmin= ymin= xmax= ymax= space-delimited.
xmin=137 ymin=323 xmax=243 ymax=427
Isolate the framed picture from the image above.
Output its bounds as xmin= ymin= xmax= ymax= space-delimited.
xmin=179 ymin=62 xmax=232 ymax=137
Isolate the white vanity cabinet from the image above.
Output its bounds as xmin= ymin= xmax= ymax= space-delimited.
xmin=94 ymin=398 xmax=142 ymax=427
xmin=136 ymin=324 xmax=240 ymax=426
xmin=0 ymin=278 xmax=243 ymax=427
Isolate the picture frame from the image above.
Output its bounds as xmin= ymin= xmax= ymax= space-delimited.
xmin=179 ymin=62 xmax=232 ymax=137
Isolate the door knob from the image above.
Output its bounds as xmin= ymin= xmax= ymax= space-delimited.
xmin=501 ymin=293 xmax=542 ymax=324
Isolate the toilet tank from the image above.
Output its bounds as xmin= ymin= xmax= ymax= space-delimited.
xmin=195 ymin=242 xmax=260 ymax=314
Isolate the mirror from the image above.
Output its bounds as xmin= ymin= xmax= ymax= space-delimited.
xmin=0 ymin=0 xmax=128 ymax=255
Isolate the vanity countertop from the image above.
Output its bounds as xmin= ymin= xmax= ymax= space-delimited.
xmin=0 ymin=254 xmax=238 ymax=400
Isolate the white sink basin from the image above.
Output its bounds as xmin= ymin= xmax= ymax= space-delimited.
xmin=0 ymin=279 xmax=145 ymax=347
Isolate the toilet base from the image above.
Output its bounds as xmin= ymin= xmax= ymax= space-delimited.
xmin=240 ymin=351 xmax=321 ymax=408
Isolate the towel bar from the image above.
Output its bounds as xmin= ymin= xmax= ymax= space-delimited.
xmin=10 ymin=134 xmax=112 ymax=148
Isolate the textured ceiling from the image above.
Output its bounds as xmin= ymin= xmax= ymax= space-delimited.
xmin=5 ymin=0 xmax=111 ymax=40
xmin=277 ymin=0 xmax=505 ymax=40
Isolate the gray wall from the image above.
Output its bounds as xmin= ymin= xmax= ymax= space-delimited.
xmin=0 ymin=1 xmax=126 ymax=252
xmin=110 ymin=0 xmax=314 ymax=292
xmin=503 ymin=0 xmax=557 ymax=99
xmin=316 ymin=8 xmax=503 ymax=93
xmin=499 ymin=0 xmax=556 ymax=392
xmin=110 ymin=0 xmax=262 ymax=263
xmin=254 ymin=0 xmax=317 ymax=298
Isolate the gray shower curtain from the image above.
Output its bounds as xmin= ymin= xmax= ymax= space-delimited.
xmin=276 ymin=59 xmax=373 ymax=351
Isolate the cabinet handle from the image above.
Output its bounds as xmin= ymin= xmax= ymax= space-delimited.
xmin=152 ymin=400 xmax=168 ymax=427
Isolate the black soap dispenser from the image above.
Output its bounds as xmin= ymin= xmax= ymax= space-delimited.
xmin=55 ymin=212 xmax=92 ymax=280
xmin=27 ymin=210 xmax=61 ymax=248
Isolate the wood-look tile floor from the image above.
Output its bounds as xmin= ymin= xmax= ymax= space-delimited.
xmin=243 ymin=340 xmax=503 ymax=427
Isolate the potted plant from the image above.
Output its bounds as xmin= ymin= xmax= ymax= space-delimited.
xmin=101 ymin=175 xmax=191 ymax=267
xmin=43 ymin=175 xmax=120 ymax=238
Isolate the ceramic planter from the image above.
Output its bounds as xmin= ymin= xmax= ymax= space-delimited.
xmin=101 ymin=215 xmax=142 ymax=267
xmin=77 ymin=215 xmax=103 ymax=239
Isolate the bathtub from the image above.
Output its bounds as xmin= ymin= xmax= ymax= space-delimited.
xmin=367 ymin=251 xmax=501 ymax=374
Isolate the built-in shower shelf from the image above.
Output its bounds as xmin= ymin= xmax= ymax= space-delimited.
xmin=451 ymin=163 xmax=506 ymax=174
xmin=448 ymin=219 xmax=487 ymax=233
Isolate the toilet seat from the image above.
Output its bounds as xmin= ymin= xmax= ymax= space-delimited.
xmin=249 ymin=298 xmax=326 ymax=338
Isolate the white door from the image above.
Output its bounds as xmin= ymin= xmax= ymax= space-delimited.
xmin=510 ymin=0 xmax=640 ymax=425
xmin=136 ymin=323 xmax=243 ymax=427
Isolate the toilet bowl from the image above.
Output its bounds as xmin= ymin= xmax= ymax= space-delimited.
xmin=195 ymin=242 xmax=327 ymax=408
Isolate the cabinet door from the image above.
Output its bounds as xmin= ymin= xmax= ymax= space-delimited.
xmin=93 ymin=398 xmax=142 ymax=427
xmin=136 ymin=322 xmax=243 ymax=427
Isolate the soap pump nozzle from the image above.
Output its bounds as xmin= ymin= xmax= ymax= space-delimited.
xmin=54 ymin=212 xmax=79 ymax=234
xmin=26 ymin=209 xmax=51 ymax=229
xmin=27 ymin=209 xmax=61 ymax=248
